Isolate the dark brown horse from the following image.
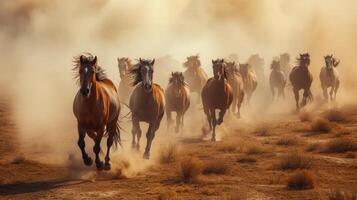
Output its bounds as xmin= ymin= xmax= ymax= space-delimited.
xmin=225 ymin=61 xmax=244 ymax=118
xmin=238 ymin=63 xmax=258 ymax=105
xmin=269 ymin=60 xmax=286 ymax=101
xmin=183 ymin=55 xmax=208 ymax=104
xmin=117 ymin=57 xmax=134 ymax=103
xmin=289 ymin=53 xmax=313 ymax=110
xmin=202 ymin=59 xmax=233 ymax=141
xmin=165 ymin=72 xmax=190 ymax=133
xmin=129 ymin=58 xmax=165 ymax=159
xmin=73 ymin=53 xmax=121 ymax=170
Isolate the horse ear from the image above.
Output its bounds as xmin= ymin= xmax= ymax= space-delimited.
xmin=212 ymin=60 xmax=215 ymax=64
xmin=80 ymin=55 xmax=85 ymax=63
xmin=117 ymin=57 xmax=120 ymax=62
xmin=151 ymin=59 xmax=155 ymax=65
xmin=92 ymin=56 xmax=97 ymax=65
xmin=139 ymin=58 xmax=142 ymax=63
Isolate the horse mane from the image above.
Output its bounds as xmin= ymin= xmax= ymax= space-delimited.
xmin=183 ymin=56 xmax=201 ymax=68
xmin=130 ymin=59 xmax=153 ymax=86
xmin=295 ymin=53 xmax=310 ymax=68
xmin=118 ymin=57 xmax=134 ymax=70
xmin=72 ymin=53 xmax=107 ymax=84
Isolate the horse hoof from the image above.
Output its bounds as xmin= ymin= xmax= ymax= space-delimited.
xmin=143 ymin=153 xmax=150 ymax=160
xmin=211 ymin=137 xmax=216 ymax=142
xmin=104 ymin=162 xmax=111 ymax=171
xmin=217 ymin=119 xmax=223 ymax=125
xmin=83 ymin=157 xmax=93 ymax=166
xmin=96 ymin=161 xmax=104 ymax=171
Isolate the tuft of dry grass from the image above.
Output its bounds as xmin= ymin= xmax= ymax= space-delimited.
xmin=299 ymin=111 xmax=314 ymax=122
xmin=202 ymin=161 xmax=229 ymax=175
xmin=277 ymin=152 xmax=313 ymax=170
xmin=237 ymin=156 xmax=257 ymax=163
xmin=324 ymin=109 xmax=346 ymax=123
xmin=276 ymin=136 xmax=299 ymax=146
xmin=323 ymin=138 xmax=357 ymax=153
xmin=159 ymin=144 xmax=179 ymax=164
xmin=158 ymin=191 xmax=177 ymax=200
xmin=254 ymin=124 xmax=271 ymax=137
xmin=335 ymin=130 xmax=351 ymax=137
xmin=306 ymin=143 xmax=322 ymax=152
xmin=217 ymin=143 xmax=238 ymax=153
xmin=328 ymin=189 xmax=357 ymax=200
xmin=10 ymin=156 xmax=27 ymax=164
xmin=245 ymin=145 xmax=266 ymax=155
xmin=179 ymin=157 xmax=202 ymax=183
xmin=310 ymin=118 xmax=332 ymax=133
xmin=286 ymin=170 xmax=314 ymax=190
xmin=345 ymin=152 xmax=356 ymax=159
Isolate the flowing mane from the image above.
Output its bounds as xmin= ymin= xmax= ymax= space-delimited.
xmin=130 ymin=59 xmax=154 ymax=86
xmin=72 ymin=53 xmax=107 ymax=84
xmin=295 ymin=53 xmax=310 ymax=68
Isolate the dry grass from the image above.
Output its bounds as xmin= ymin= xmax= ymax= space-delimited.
xmin=245 ymin=145 xmax=266 ymax=155
xmin=335 ymin=130 xmax=351 ymax=137
xmin=277 ymin=152 xmax=313 ymax=170
xmin=306 ymin=143 xmax=322 ymax=152
xmin=217 ymin=143 xmax=238 ymax=153
xmin=158 ymin=191 xmax=177 ymax=200
xmin=299 ymin=111 xmax=314 ymax=122
xmin=324 ymin=109 xmax=347 ymax=123
xmin=286 ymin=170 xmax=314 ymax=190
xmin=10 ymin=156 xmax=27 ymax=164
xmin=276 ymin=136 xmax=299 ymax=146
xmin=179 ymin=157 xmax=202 ymax=183
xmin=345 ymin=152 xmax=356 ymax=159
xmin=237 ymin=156 xmax=257 ymax=163
xmin=323 ymin=138 xmax=357 ymax=153
xmin=310 ymin=118 xmax=332 ymax=133
xmin=202 ymin=161 xmax=229 ymax=175
xmin=159 ymin=144 xmax=178 ymax=164
xmin=254 ymin=124 xmax=271 ymax=137
xmin=328 ymin=189 xmax=357 ymax=200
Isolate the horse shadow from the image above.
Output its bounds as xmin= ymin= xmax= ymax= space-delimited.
xmin=0 ymin=178 xmax=87 ymax=196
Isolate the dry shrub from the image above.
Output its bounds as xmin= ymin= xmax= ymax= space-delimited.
xmin=237 ymin=156 xmax=257 ymax=163
xmin=158 ymin=191 xmax=177 ymax=200
xmin=335 ymin=130 xmax=351 ymax=137
xmin=159 ymin=144 xmax=178 ymax=164
xmin=328 ymin=189 xmax=357 ymax=200
xmin=179 ymin=157 xmax=202 ymax=183
xmin=310 ymin=118 xmax=332 ymax=133
xmin=254 ymin=124 xmax=271 ymax=137
xmin=276 ymin=136 xmax=299 ymax=146
xmin=324 ymin=109 xmax=346 ymax=123
xmin=277 ymin=152 xmax=313 ymax=170
xmin=202 ymin=161 xmax=229 ymax=175
xmin=286 ymin=170 xmax=314 ymax=190
xmin=306 ymin=143 xmax=322 ymax=152
xmin=299 ymin=111 xmax=314 ymax=122
xmin=324 ymin=138 xmax=357 ymax=153
xmin=10 ymin=156 xmax=27 ymax=164
xmin=245 ymin=145 xmax=266 ymax=155
xmin=345 ymin=152 xmax=356 ymax=159
xmin=217 ymin=143 xmax=237 ymax=153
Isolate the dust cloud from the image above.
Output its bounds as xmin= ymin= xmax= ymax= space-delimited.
xmin=0 ymin=0 xmax=356 ymax=172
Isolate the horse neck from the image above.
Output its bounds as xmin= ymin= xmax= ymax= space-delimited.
xmin=86 ymin=79 xmax=99 ymax=103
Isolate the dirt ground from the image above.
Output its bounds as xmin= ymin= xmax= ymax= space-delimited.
xmin=1 ymin=97 xmax=357 ymax=200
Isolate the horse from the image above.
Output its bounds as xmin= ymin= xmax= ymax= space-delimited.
xmin=247 ymin=54 xmax=265 ymax=81
xmin=73 ymin=53 xmax=121 ymax=170
xmin=201 ymin=59 xmax=233 ymax=142
xmin=319 ymin=54 xmax=340 ymax=101
xmin=269 ymin=59 xmax=287 ymax=101
xmin=165 ymin=72 xmax=190 ymax=133
xmin=280 ymin=53 xmax=292 ymax=76
xmin=238 ymin=63 xmax=258 ymax=105
xmin=289 ymin=53 xmax=313 ymax=110
xmin=183 ymin=55 xmax=208 ymax=104
xmin=117 ymin=57 xmax=134 ymax=103
xmin=225 ymin=61 xmax=244 ymax=118
xmin=129 ymin=58 xmax=165 ymax=159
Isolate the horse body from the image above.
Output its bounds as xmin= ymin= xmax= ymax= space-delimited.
xmin=289 ymin=53 xmax=313 ymax=110
xmin=118 ymin=57 xmax=134 ymax=103
xmin=129 ymin=59 xmax=165 ymax=159
xmin=202 ymin=59 xmax=233 ymax=141
xmin=239 ymin=64 xmax=258 ymax=105
xmin=319 ymin=55 xmax=340 ymax=101
xmin=269 ymin=60 xmax=286 ymax=100
xmin=73 ymin=54 xmax=121 ymax=171
xmin=165 ymin=72 xmax=190 ymax=133
xmin=225 ymin=61 xmax=244 ymax=117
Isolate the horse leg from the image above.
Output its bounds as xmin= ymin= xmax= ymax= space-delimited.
xmin=204 ymin=107 xmax=212 ymax=131
xmin=104 ymin=116 xmax=119 ymax=170
xmin=322 ymin=85 xmax=328 ymax=100
xmin=175 ymin=112 xmax=181 ymax=133
xmin=143 ymin=122 xmax=160 ymax=159
xmin=232 ymin=94 xmax=237 ymax=115
xmin=93 ymin=130 xmax=104 ymax=170
xmin=270 ymin=85 xmax=275 ymax=101
xmin=236 ymin=91 xmax=244 ymax=119
xmin=131 ymin=115 xmax=141 ymax=150
xmin=217 ymin=109 xmax=227 ymax=125
xmin=334 ymin=81 xmax=340 ymax=100
xmin=166 ymin=111 xmax=173 ymax=132
xmin=77 ymin=125 xmax=92 ymax=166
xmin=293 ymin=87 xmax=300 ymax=110
xmin=329 ymin=87 xmax=334 ymax=101
xmin=210 ymin=109 xmax=217 ymax=142
xmin=301 ymin=89 xmax=308 ymax=107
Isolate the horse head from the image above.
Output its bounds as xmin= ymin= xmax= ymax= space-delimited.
xmin=325 ymin=54 xmax=340 ymax=68
xmin=132 ymin=58 xmax=155 ymax=92
xmin=298 ymin=53 xmax=310 ymax=68
xmin=169 ymin=72 xmax=185 ymax=97
xmin=212 ymin=59 xmax=226 ymax=80
xmin=78 ymin=54 xmax=97 ymax=98
xmin=280 ymin=53 xmax=290 ymax=66
xmin=184 ymin=55 xmax=201 ymax=69
xmin=225 ymin=61 xmax=237 ymax=76
xmin=271 ymin=60 xmax=280 ymax=71
xmin=118 ymin=57 xmax=131 ymax=79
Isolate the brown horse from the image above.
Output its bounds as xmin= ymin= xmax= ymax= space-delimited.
xmin=129 ymin=58 xmax=165 ymax=159
xmin=117 ymin=57 xmax=134 ymax=103
xmin=73 ymin=53 xmax=121 ymax=170
xmin=238 ymin=63 xmax=258 ymax=105
xmin=202 ymin=59 xmax=233 ymax=142
xmin=289 ymin=53 xmax=313 ymax=110
xmin=165 ymin=72 xmax=190 ymax=133
xmin=269 ymin=60 xmax=287 ymax=101
xmin=225 ymin=61 xmax=244 ymax=118
xmin=183 ymin=55 xmax=208 ymax=104
xmin=319 ymin=55 xmax=340 ymax=101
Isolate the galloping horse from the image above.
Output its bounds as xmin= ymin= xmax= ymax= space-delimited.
xmin=238 ymin=63 xmax=258 ymax=105
xmin=165 ymin=72 xmax=190 ymax=133
xmin=183 ymin=55 xmax=208 ymax=104
xmin=319 ymin=55 xmax=340 ymax=101
xmin=225 ymin=61 xmax=244 ymax=117
xmin=202 ymin=59 xmax=233 ymax=142
xmin=280 ymin=53 xmax=292 ymax=76
xmin=73 ymin=53 xmax=121 ymax=170
xmin=289 ymin=53 xmax=313 ymax=110
xmin=269 ymin=60 xmax=287 ymax=101
xmin=117 ymin=57 xmax=134 ymax=103
xmin=129 ymin=58 xmax=165 ymax=159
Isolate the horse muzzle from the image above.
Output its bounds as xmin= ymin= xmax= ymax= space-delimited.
xmin=80 ymin=87 xmax=91 ymax=98
xmin=143 ymin=83 xmax=152 ymax=92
